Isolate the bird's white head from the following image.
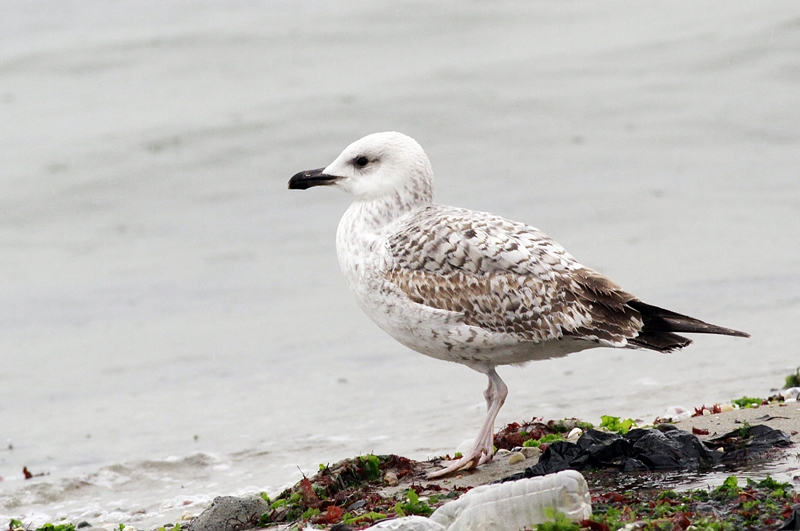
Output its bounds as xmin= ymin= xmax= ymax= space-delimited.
xmin=289 ymin=132 xmax=434 ymax=207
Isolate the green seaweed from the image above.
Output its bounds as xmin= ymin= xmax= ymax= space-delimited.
xmin=584 ymin=474 xmax=798 ymax=530
xmin=360 ymin=454 xmax=382 ymax=481
xmin=534 ymin=508 xmax=581 ymax=530
xmin=785 ymin=367 xmax=800 ymax=389
xmin=342 ymin=511 xmax=388 ymax=525
xmin=714 ymin=474 xmax=742 ymax=496
xmin=738 ymin=420 xmax=752 ymax=439
xmin=731 ymin=396 xmax=764 ymax=408
xmin=523 ymin=433 xmax=566 ymax=447
xmin=394 ymin=489 xmax=433 ymax=517
xmin=7 ymin=524 xmax=77 ymax=531
xmin=599 ymin=415 xmax=637 ymax=434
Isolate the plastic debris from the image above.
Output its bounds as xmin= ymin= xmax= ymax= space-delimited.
xmin=506 ymin=425 xmax=792 ymax=479
xmin=707 ymin=424 xmax=793 ymax=463
xmin=369 ymin=515 xmax=446 ymax=530
xmin=781 ymin=507 xmax=800 ymax=530
xmin=369 ymin=470 xmax=591 ymax=531
xmin=660 ymin=405 xmax=692 ymax=421
xmin=430 ymin=469 xmax=590 ymax=530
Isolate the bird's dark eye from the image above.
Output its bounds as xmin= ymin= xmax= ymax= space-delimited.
xmin=355 ymin=156 xmax=369 ymax=167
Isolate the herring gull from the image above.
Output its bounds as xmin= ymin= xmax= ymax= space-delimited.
xmin=288 ymin=132 xmax=749 ymax=478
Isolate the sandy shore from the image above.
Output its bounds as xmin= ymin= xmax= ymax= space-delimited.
xmin=675 ymin=401 xmax=800 ymax=444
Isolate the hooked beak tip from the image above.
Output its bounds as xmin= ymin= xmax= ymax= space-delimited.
xmin=288 ymin=168 xmax=338 ymax=190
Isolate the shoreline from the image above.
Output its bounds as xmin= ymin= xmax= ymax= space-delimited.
xmin=200 ymin=398 xmax=800 ymax=531
xmin=10 ymin=398 xmax=800 ymax=531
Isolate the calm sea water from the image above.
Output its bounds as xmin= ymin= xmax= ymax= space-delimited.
xmin=2 ymin=1 xmax=799 ymax=528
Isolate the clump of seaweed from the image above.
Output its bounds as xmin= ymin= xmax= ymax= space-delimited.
xmin=572 ymin=475 xmax=800 ymax=531
xmin=257 ymin=454 xmax=465 ymax=528
xmin=494 ymin=417 xmax=595 ymax=450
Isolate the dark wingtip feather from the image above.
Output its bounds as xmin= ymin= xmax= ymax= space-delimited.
xmin=628 ymin=300 xmax=749 ymax=337
xmin=627 ymin=299 xmax=749 ymax=352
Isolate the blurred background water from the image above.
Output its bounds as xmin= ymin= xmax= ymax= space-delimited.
xmin=1 ymin=1 xmax=799 ymax=528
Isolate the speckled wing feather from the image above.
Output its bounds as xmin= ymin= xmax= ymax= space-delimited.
xmin=385 ymin=205 xmax=645 ymax=347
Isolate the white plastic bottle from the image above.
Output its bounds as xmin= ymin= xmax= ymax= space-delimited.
xmin=369 ymin=469 xmax=592 ymax=531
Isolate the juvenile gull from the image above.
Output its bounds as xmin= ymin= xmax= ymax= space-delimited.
xmin=288 ymin=132 xmax=749 ymax=478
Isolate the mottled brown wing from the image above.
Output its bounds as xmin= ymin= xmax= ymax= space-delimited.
xmin=385 ymin=206 xmax=645 ymax=346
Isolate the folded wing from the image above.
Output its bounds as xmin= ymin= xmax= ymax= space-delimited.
xmin=386 ymin=205 xmax=747 ymax=352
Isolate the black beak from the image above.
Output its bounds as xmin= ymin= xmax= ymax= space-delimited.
xmin=288 ymin=168 xmax=339 ymax=190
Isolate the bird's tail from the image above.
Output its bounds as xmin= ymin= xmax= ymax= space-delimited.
xmin=627 ymin=300 xmax=749 ymax=353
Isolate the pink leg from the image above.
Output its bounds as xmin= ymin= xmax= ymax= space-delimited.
xmin=428 ymin=368 xmax=508 ymax=478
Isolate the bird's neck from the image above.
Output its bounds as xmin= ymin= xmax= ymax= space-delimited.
xmin=335 ymin=191 xmax=430 ymax=284
xmin=343 ymin=190 xmax=432 ymax=233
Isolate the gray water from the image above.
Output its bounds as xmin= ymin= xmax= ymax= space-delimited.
xmin=2 ymin=1 xmax=799 ymax=528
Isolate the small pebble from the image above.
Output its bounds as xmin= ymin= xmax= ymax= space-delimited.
xmin=347 ymin=499 xmax=367 ymax=511
xmin=695 ymin=502 xmax=715 ymax=514
xmin=508 ymin=452 xmax=525 ymax=465
xmin=702 ymin=409 xmax=711 ymax=416
xmin=495 ymin=448 xmax=511 ymax=457
xmin=520 ymin=446 xmax=542 ymax=460
xmin=719 ymin=404 xmax=735 ymax=412
xmin=180 ymin=511 xmax=196 ymax=520
xmin=384 ymin=471 xmax=399 ymax=486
